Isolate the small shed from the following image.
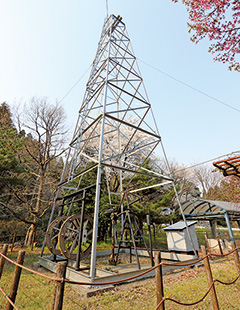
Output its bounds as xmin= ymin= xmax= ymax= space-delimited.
xmin=164 ymin=221 xmax=199 ymax=253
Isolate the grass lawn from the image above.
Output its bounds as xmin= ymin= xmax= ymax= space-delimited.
xmin=0 ymin=227 xmax=240 ymax=309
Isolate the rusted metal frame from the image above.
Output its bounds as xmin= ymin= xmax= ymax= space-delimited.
xmin=129 ymin=181 xmax=173 ymax=194
xmin=56 ymin=184 xmax=95 ymax=201
xmin=106 ymin=113 xmax=160 ymax=139
xmin=58 ymin=164 xmax=98 ymax=187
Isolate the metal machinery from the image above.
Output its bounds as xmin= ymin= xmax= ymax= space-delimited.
xmin=41 ymin=14 xmax=193 ymax=279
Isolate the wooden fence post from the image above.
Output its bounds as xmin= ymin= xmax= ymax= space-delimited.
xmin=52 ymin=261 xmax=67 ymax=310
xmin=204 ymin=234 xmax=210 ymax=253
xmin=217 ymin=236 xmax=223 ymax=255
xmin=6 ymin=250 xmax=25 ymax=310
xmin=201 ymin=245 xmax=219 ymax=310
xmin=10 ymin=234 xmax=16 ymax=252
xmin=231 ymin=241 xmax=240 ymax=276
xmin=155 ymin=251 xmax=165 ymax=310
xmin=0 ymin=244 xmax=9 ymax=280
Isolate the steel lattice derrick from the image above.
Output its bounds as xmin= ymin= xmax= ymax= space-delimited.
xmin=42 ymin=14 xmax=195 ymax=279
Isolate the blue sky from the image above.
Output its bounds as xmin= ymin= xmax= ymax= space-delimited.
xmin=0 ymin=0 xmax=240 ymax=167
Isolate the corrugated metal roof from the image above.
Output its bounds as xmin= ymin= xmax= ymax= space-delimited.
xmin=163 ymin=221 xmax=197 ymax=231
xmin=179 ymin=199 xmax=240 ymax=217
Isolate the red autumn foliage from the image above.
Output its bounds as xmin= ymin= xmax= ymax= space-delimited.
xmin=173 ymin=0 xmax=240 ymax=71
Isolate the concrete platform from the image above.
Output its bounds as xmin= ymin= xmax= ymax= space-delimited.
xmin=39 ymin=249 xmax=200 ymax=297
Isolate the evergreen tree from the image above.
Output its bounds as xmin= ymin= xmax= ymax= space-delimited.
xmin=0 ymin=102 xmax=24 ymax=189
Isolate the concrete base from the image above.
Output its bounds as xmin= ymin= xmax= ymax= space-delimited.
xmin=39 ymin=250 xmax=198 ymax=297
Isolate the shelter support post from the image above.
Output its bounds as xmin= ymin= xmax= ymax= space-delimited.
xmin=210 ymin=220 xmax=217 ymax=238
xmin=224 ymin=213 xmax=236 ymax=245
xmin=237 ymin=220 xmax=240 ymax=230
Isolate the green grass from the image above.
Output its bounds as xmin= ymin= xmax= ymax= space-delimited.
xmin=1 ymin=247 xmax=240 ymax=309
xmin=1 ymin=227 xmax=240 ymax=309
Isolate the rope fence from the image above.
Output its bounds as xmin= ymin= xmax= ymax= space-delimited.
xmin=0 ymin=242 xmax=240 ymax=309
xmin=0 ymin=285 xmax=20 ymax=310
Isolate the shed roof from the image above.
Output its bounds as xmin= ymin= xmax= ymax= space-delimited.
xmin=178 ymin=199 xmax=240 ymax=220
xmin=163 ymin=221 xmax=197 ymax=231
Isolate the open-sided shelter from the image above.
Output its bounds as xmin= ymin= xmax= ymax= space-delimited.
xmin=177 ymin=199 xmax=240 ymax=244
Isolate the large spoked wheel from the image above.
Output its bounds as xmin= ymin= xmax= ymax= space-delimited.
xmin=45 ymin=216 xmax=68 ymax=256
xmin=58 ymin=214 xmax=93 ymax=260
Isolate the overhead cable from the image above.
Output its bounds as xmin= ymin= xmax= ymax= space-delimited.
xmin=58 ymin=65 xmax=91 ymax=104
xmin=137 ymin=58 xmax=240 ymax=114
xmin=175 ymin=150 xmax=240 ymax=172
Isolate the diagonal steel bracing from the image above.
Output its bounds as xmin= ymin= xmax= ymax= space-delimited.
xmin=42 ymin=14 xmax=196 ymax=279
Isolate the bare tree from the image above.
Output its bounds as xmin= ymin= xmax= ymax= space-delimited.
xmin=192 ymin=164 xmax=224 ymax=198
xmin=7 ymin=98 xmax=68 ymax=246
